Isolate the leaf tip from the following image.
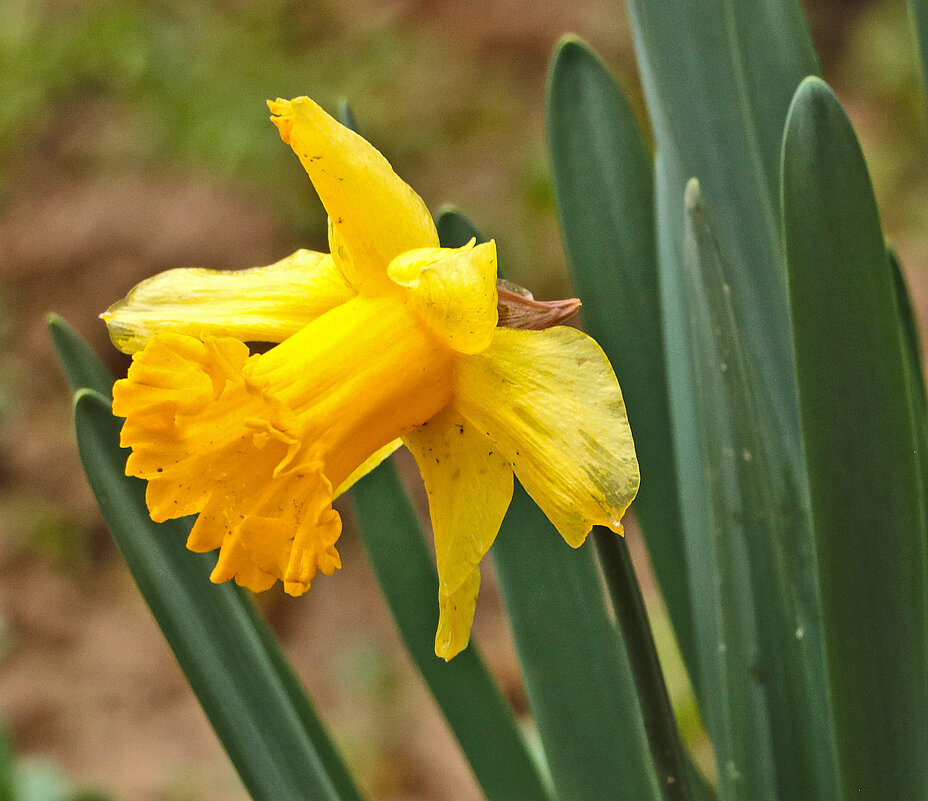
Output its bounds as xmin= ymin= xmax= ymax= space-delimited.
xmin=73 ymin=386 xmax=112 ymax=416
xmin=787 ymin=75 xmax=840 ymax=125
xmin=552 ymin=33 xmax=590 ymax=62
xmin=684 ymin=177 xmax=703 ymax=213
xmin=336 ymin=98 xmax=357 ymax=133
xmin=436 ymin=207 xmax=483 ymax=249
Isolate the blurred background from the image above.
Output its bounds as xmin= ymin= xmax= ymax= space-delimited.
xmin=1 ymin=0 xmax=926 ymax=799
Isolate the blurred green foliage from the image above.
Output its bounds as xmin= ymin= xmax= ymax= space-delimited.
xmin=0 ymin=0 xmax=412 ymax=231
xmin=0 ymin=0 xmax=568 ymax=292
xmin=0 ymin=718 xmax=115 ymax=801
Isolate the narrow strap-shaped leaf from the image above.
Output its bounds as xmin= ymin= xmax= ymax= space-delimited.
xmin=350 ymin=463 xmax=555 ymax=801
xmin=49 ymin=314 xmax=365 ymax=797
xmin=436 ymin=206 xmax=481 ymax=250
xmin=782 ymin=76 xmax=928 ymax=798
xmin=0 ymin=722 xmax=12 ymax=801
xmin=626 ymin=0 xmax=819 ymax=462
xmin=889 ymin=249 xmax=928 ymax=510
xmin=546 ymin=35 xmax=698 ymax=695
xmin=73 ymin=388 xmax=362 ymax=801
xmin=682 ymin=179 xmax=829 ymax=801
xmin=493 ymin=488 xmax=663 ymax=801
xmin=629 ymin=1 xmax=841 ymax=795
xmin=438 ymin=208 xmax=662 ymax=801
xmin=48 ymin=314 xmax=115 ymax=398
xmin=892 ymin=252 xmax=928 ymax=395
xmin=889 ymin=249 xmax=928 ymax=423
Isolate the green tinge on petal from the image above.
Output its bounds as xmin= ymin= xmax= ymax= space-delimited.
xmin=388 ymin=241 xmax=499 ymax=355
xmin=103 ymin=250 xmax=355 ymax=354
xmin=456 ymin=327 xmax=640 ymax=547
xmin=269 ymin=96 xmax=439 ymax=293
xmin=404 ymin=407 xmax=514 ymax=659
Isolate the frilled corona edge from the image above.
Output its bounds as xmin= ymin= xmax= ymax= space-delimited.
xmin=104 ymin=95 xmax=640 ymax=659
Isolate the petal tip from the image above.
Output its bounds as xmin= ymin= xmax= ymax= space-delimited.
xmin=268 ymin=97 xmax=296 ymax=144
xmin=434 ymin=633 xmax=467 ymax=661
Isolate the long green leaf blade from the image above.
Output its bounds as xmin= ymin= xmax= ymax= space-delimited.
xmin=627 ymin=2 xmax=839 ymax=796
xmin=350 ymin=463 xmax=554 ymax=801
xmin=626 ymin=0 xmax=819 ymax=455
xmin=889 ymin=249 xmax=928 ymax=424
xmin=682 ymin=179 xmax=822 ymax=801
xmin=546 ymin=37 xmax=697 ymax=690
xmin=50 ymin=316 xmax=363 ymax=801
xmin=782 ymin=76 xmax=928 ymax=798
xmin=0 ymin=722 xmax=12 ymax=801
xmin=889 ymin=250 xmax=928 ymax=509
xmin=493 ymin=488 xmax=663 ymax=801
xmin=73 ymin=388 xmax=362 ymax=801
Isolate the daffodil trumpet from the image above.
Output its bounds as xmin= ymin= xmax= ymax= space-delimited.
xmin=104 ymin=96 xmax=639 ymax=659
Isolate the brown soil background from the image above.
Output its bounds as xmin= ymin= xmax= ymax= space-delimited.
xmin=1 ymin=1 xmax=925 ymax=799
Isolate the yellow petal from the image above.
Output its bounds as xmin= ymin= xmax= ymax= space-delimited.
xmin=388 ymin=241 xmax=499 ymax=355
xmin=113 ymin=294 xmax=456 ymax=597
xmin=404 ymin=407 xmax=514 ymax=659
xmin=333 ymin=438 xmax=403 ymax=498
xmin=455 ymin=327 xmax=639 ymax=547
xmin=437 ymin=572 xmax=481 ymax=662
xmin=102 ymin=249 xmax=355 ymax=354
xmin=268 ymin=96 xmax=439 ymax=292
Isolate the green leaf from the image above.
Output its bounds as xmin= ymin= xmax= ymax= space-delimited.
xmin=350 ymin=463 xmax=554 ymax=801
xmin=626 ymin=0 xmax=819 ymax=440
xmin=546 ymin=35 xmax=698 ymax=694
xmin=682 ymin=179 xmax=839 ymax=801
xmin=492 ymin=489 xmax=662 ymax=801
xmin=0 ymin=722 xmax=12 ymax=801
xmin=437 ymin=208 xmax=662 ymax=801
xmin=889 ymin=249 xmax=928 ymax=513
xmin=73 ymin=388 xmax=363 ymax=801
xmin=436 ymin=206 xmax=481 ymax=249
xmin=782 ymin=76 xmax=928 ymax=798
xmin=47 ymin=314 xmax=114 ymax=397
xmin=336 ymin=98 xmax=358 ymax=134
xmin=13 ymin=760 xmax=71 ymax=801
xmin=891 ymin=250 xmax=928 ymax=394
xmin=626 ymin=3 xmax=840 ymax=797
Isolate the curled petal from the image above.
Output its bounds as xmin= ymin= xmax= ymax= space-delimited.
xmin=268 ymin=96 xmax=439 ymax=291
xmin=388 ymin=241 xmax=499 ymax=354
xmin=455 ymin=327 xmax=639 ymax=547
xmin=404 ymin=407 xmax=514 ymax=659
xmin=102 ymin=250 xmax=355 ymax=354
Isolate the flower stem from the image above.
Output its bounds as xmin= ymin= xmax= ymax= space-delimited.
xmin=593 ymin=528 xmax=695 ymax=801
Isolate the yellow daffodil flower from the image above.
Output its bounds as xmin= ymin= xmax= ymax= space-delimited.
xmin=103 ymin=96 xmax=639 ymax=659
